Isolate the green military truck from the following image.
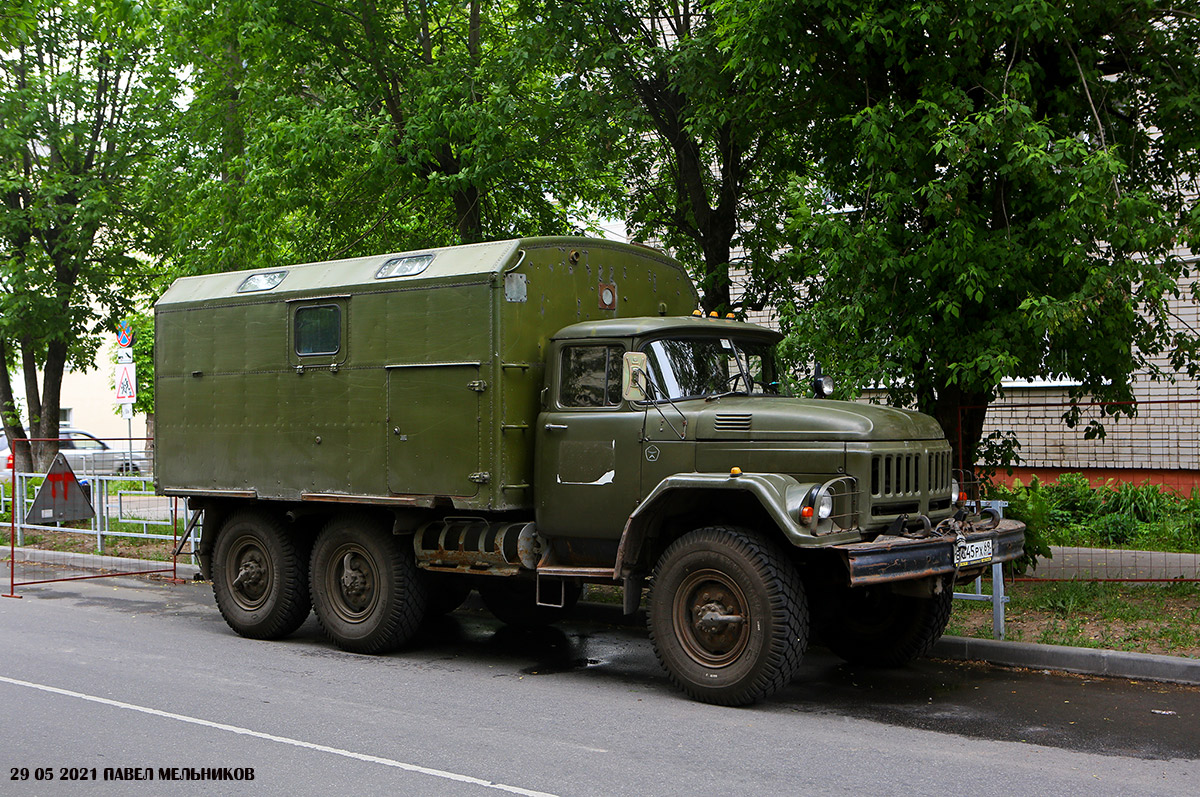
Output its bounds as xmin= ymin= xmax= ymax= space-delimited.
xmin=155 ymin=237 xmax=1023 ymax=705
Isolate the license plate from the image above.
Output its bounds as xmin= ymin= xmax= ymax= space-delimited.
xmin=955 ymin=538 xmax=993 ymax=566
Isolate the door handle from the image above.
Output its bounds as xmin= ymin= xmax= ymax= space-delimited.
xmin=544 ymin=424 xmax=568 ymax=431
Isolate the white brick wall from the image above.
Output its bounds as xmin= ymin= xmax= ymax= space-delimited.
xmin=981 ymin=270 xmax=1200 ymax=470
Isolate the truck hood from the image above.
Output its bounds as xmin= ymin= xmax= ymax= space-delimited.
xmin=691 ymin=397 xmax=946 ymax=442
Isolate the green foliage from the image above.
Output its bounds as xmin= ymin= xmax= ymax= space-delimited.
xmin=719 ymin=0 xmax=1200 ymax=466
xmin=151 ymin=0 xmax=624 ymax=281
xmin=537 ymin=1 xmax=802 ymax=312
xmin=987 ymin=477 xmax=1053 ymax=574
xmin=988 ymin=474 xmax=1200 ymax=563
xmin=0 ymin=0 xmax=179 ymax=465
xmin=1043 ymin=473 xmax=1103 ymax=517
xmin=1103 ymin=481 xmax=1172 ymax=523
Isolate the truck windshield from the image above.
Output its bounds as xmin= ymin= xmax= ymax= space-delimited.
xmin=642 ymin=337 xmax=778 ymax=400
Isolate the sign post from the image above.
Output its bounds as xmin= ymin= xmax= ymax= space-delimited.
xmin=115 ymin=320 xmax=137 ymax=473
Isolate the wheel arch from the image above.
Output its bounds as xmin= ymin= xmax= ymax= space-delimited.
xmin=616 ymin=473 xmax=814 ymax=579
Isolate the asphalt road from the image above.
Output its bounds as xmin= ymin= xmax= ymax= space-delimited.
xmin=1 ymin=575 xmax=1197 ymax=796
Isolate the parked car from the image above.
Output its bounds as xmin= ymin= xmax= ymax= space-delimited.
xmin=1 ymin=429 xmax=148 ymax=478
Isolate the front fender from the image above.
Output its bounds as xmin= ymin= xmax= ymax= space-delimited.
xmin=614 ymin=472 xmax=861 ymax=579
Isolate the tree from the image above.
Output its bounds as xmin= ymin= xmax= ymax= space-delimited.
xmin=723 ymin=0 xmax=1200 ymax=467
xmin=153 ymin=0 xmax=624 ymax=281
xmin=539 ymin=0 xmax=805 ymax=312
xmin=0 ymin=0 xmax=178 ymax=469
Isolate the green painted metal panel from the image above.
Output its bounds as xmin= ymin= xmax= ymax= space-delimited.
xmin=387 ymin=365 xmax=481 ymax=497
xmin=155 ymin=237 xmax=699 ymax=509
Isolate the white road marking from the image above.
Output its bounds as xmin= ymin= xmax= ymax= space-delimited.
xmin=0 ymin=674 xmax=558 ymax=797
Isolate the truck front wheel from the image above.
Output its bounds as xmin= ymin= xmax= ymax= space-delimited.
xmin=648 ymin=527 xmax=808 ymax=706
xmin=821 ymin=583 xmax=953 ymax=667
xmin=211 ymin=510 xmax=311 ymax=639
xmin=309 ymin=513 xmax=429 ymax=654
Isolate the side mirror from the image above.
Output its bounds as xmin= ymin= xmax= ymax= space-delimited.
xmin=622 ymin=352 xmax=649 ymax=402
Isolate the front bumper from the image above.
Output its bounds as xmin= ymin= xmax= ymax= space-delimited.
xmin=833 ymin=518 xmax=1025 ymax=586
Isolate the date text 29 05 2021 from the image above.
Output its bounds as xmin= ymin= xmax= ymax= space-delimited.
xmin=11 ymin=767 xmax=255 ymax=782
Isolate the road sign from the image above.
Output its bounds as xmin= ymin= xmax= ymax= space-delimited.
xmin=116 ymin=347 xmax=133 ymax=364
xmin=117 ymin=319 xmax=134 ymax=348
xmin=115 ymin=362 xmax=137 ymax=404
xmin=29 ymin=453 xmax=96 ymax=523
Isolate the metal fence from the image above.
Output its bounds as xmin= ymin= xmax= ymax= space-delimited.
xmin=4 ymin=464 xmax=198 ymax=596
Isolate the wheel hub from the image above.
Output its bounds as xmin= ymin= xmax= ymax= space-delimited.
xmin=674 ymin=570 xmax=751 ymax=668
xmin=234 ymin=558 xmax=265 ymax=590
xmin=225 ymin=537 xmax=272 ymax=611
xmin=340 ymin=553 xmax=371 ymax=602
xmin=327 ymin=546 xmax=379 ymax=621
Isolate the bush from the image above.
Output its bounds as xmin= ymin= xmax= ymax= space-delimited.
xmin=988 ymin=477 xmax=1053 ymax=574
xmin=1091 ymin=513 xmax=1139 ymax=547
xmin=1101 ymin=481 xmax=1172 ymax=522
xmin=1044 ymin=473 xmax=1103 ymax=518
xmin=986 ymin=473 xmax=1200 ymax=564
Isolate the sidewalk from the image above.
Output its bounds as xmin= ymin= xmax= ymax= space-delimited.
xmin=1031 ymin=546 xmax=1200 ymax=580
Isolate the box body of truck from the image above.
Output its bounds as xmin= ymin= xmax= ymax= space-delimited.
xmin=155 ymin=238 xmax=697 ymax=510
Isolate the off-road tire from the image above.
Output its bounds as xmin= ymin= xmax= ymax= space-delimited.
xmin=479 ymin=578 xmax=581 ymax=628
xmin=310 ymin=513 xmax=428 ymax=654
xmin=211 ymin=510 xmax=311 ymax=639
xmin=822 ymin=583 xmax=953 ymax=667
xmin=647 ymin=527 xmax=808 ymax=706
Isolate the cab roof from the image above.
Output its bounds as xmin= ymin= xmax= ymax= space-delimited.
xmin=552 ymin=315 xmax=783 ymax=343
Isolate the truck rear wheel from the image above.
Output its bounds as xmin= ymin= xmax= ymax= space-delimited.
xmin=211 ymin=510 xmax=311 ymax=639
xmin=647 ymin=527 xmax=808 ymax=706
xmin=821 ymin=583 xmax=953 ymax=667
xmin=310 ymin=513 xmax=429 ymax=654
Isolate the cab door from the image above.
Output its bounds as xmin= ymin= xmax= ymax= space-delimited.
xmin=535 ymin=343 xmax=645 ymax=539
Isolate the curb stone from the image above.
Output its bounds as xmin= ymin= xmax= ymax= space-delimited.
xmin=934 ymin=635 xmax=1200 ymax=686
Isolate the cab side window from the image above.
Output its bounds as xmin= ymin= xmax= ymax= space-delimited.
xmin=560 ymin=345 xmax=624 ymax=408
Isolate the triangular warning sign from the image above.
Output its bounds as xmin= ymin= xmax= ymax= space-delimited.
xmin=116 ymin=366 xmax=136 ymax=401
xmin=28 ymin=453 xmax=96 ymax=523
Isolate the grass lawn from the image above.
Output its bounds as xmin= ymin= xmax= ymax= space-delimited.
xmin=947 ymin=579 xmax=1200 ymax=658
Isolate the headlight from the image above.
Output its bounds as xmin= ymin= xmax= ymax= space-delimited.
xmin=951 ymin=477 xmax=961 ymax=503
xmin=816 ymin=491 xmax=834 ymax=520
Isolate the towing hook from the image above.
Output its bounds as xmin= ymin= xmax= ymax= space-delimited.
xmin=977 ymin=509 xmax=1002 ymax=531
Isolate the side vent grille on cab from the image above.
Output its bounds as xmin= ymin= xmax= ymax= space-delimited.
xmin=713 ymin=413 xmax=752 ymax=432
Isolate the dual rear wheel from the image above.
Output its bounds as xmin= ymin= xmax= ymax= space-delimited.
xmin=211 ymin=510 xmax=428 ymax=653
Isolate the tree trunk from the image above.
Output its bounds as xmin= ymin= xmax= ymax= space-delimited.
xmin=928 ymin=383 xmax=993 ymax=478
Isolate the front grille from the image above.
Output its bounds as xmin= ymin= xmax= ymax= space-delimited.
xmin=713 ymin=413 xmax=752 ymax=432
xmin=870 ymin=450 xmax=951 ymax=498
